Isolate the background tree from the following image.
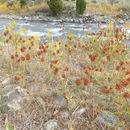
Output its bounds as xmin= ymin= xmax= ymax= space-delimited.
xmin=47 ymin=0 xmax=63 ymax=16
xmin=20 ymin=0 xmax=28 ymax=7
xmin=76 ymin=0 xmax=86 ymax=15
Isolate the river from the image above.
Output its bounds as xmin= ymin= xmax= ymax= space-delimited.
xmin=0 ymin=18 xmax=129 ymax=44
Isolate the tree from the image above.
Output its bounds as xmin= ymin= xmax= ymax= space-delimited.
xmin=47 ymin=0 xmax=63 ymax=16
xmin=76 ymin=0 xmax=86 ymax=15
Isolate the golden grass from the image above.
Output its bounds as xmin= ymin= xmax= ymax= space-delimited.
xmin=0 ymin=2 xmax=49 ymax=14
xmin=86 ymin=2 xmax=121 ymax=15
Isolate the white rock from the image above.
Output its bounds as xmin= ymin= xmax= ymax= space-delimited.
xmin=3 ymin=85 xmax=15 ymax=94
xmin=44 ymin=119 xmax=60 ymax=130
xmin=72 ymin=107 xmax=86 ymax=117
xmin=4 ymin=86 xmax=30 ymax=111
xmin=2 ymin=78 xmax=13 ymax=86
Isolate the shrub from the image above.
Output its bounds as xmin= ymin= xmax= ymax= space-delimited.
xmin=76 ymin=0 xmax=86 ymax=15
xmin=47 ymin=0 xmax=63 ymax=16
xmin=20 ymin=0 xmax=27 ymax=7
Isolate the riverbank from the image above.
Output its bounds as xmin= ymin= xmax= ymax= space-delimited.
xmin=0 ymin=8 xmax=130 ymax=24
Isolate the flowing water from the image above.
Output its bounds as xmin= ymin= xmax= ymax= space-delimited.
xmin=0 ymin=18 xmax=129 ymax=44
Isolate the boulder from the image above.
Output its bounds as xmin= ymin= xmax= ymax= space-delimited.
xmin=3 ymin=86 xmax=30 ymax=111
xmin=95 ymin=111 xmax=119 ymax=127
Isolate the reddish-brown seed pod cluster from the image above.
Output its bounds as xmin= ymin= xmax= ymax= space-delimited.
xmin=123 ymin=92 xmax=130 ymax=99
xmin=14 ymin=76 xmax=21 ymax=81
xmin=75 ymin=78 xmax=91 ymax=86
xmin=25 ymin=53 xmax=31 ymax=60
xmin=88 ymin=53 xmax=98 ymax=62
xmin=54 ymin=67 xmax=59 ymax=75
xmin=101 ymin=86 xmax=112 ymax=94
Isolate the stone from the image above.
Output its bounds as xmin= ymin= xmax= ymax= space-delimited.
xmin=91 ymin=0 xmax=97 ymax=3
xmin=54 ymin=96 xmax=67 ymax=108
xmin=86 ymin=55 xmax=91 ymax=63
xmin=95 ymin=111 xmax=119 ymax=127
xmin=72 ymin=107 xmax=86 ymax=117
xmin=3 ymin=85 xmax=15 ymax=95
xmin=118 ymin=127 xmax=124 ymax=130
xmin=25 ymin=76 xmax=34 ymax=83
xmin=26 ymin=85 xmax=45 ymax=95
xmin=46 ymin=112 xmax=52 ymax=119
xmin=119 ymin=20 xmax=124 ymax=24
xmin=28 ymin=0 xmax=35 ymax=6
xmin=94 ymin=94 xmax=115 ymax=109
xmin=59 ymin=110 xmax=70 ymax=118
xmin=36 ymin=96 xmax=45 ymax=110
xmin=3 ymin=86 xmax=30 ymax=111
xmin=6 ymin=1 xmax=14 ymax=7
xmin=2 ymin=78 xmax=13 ymax=86
xmin=0 ymin=76 xmax=4 ymax=82
xmin=67 ymin=76 xmax=79 ymax=85
xmin=44 ymin=119 xmax=60 ymax=130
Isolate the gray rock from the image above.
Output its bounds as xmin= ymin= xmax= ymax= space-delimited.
xmin=3 ymin=86 xmax=30 ymax=111
xmin=26 ymin=85 xmax=43 ymax=94
xmin=118 ymin=127 xmax=124 ymax=130
xmin=36 ymin=96 xmax=45 ymax=110
xmin=94 ymin=93 xmax=115 ymax=109
xmin=2 ymin=78 xmax=13 ymax=86
xmin=44 ymin=119 xmax=60 ymax=130
xmin=95 ymin=111 xmax=119 ymax=127
xmin=1 ymin=103 xmax=10 ymax=113
xmin=67 ymin=76 xmax=79 ymax=85
xmin=6 ymin=1 xmax=14 ymax=7
xmin=0 ymin=76 xmax=4 ymax=82
xmin=25 ymin=76 xmax=34 ymax=83
xmin=46 ymin=112 xmax=52 ymax=119
xmin=59 ymin=110 xmax=70 ymax=118
xmin=54 ymin=96 xmax=67 ymax=108
xmin=28 ymin=0 xmax=35 ymax=6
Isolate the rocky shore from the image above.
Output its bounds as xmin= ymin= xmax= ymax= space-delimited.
xmin=0 ymin=9 xmax=130 ymax=24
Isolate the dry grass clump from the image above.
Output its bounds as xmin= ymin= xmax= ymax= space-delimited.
xmin=86 ymin=2 xmax=121 ymax=15
xmin=0 ymin=1 xmax=49 ymax=14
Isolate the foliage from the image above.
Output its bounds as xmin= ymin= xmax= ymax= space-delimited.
xmin=76 ymin=0 xmax=86 ymax=15
xmin=20 ymin=0 xmax=28 ymax=7
xmin=47 ymin=0 xmax=63 ymax=16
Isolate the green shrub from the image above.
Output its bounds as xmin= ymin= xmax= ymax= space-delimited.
xmin=47 ymin=0 xmax=63 ymax=16
xmin=20 ymin=0 xmax=27 ymax=7
xmin=76 ymin=0 xmax=86 ymax=15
